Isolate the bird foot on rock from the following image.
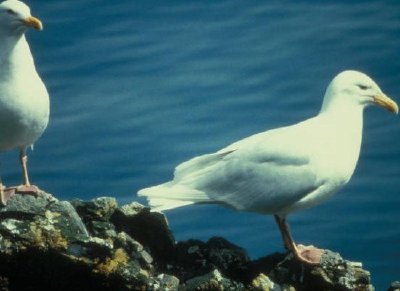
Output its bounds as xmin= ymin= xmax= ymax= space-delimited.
xmin=0 ymin=184 xmax=40 ymax=205
xmin=294 ymin=244 xmax=325 ymax=265
xmin=0 ymin=186 xmax=16 ymax=206
xmin=15 ymin=184 xmax=40 ymax=195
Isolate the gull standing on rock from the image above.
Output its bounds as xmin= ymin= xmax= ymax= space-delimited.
xmin=0 ymin=0 xmax=49 ymax=203
xmin=139 ymin=70 xmax=398 ymax=264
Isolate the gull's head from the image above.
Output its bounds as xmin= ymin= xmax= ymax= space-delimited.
xmin=0 ymin=0 xmax=42 ymax=35
xmin=321 ymin=70 xmax=398 ymax=115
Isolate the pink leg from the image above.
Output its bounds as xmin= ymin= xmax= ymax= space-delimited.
xmin=274 ymin=215 xmax=324 ymax=265
xmin=1 ymin=149 xmax=40 ymax=205
xmin=17 ymin=148 xmax=39 ymax=194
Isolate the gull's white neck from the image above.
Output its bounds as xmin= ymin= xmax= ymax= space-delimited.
xmin=316 ymin=94 xmax=365 ymax=184
xmin=0 ymin=32 xmax=36 ymax=79
xmin=318 ymin=101 xmax=364 ymax=145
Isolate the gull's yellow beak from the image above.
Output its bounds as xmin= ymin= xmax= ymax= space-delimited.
xmin=22 ymin=16 xmax=43 ymax=30
xmin=374 ymin=92 xmax=398 ymax=114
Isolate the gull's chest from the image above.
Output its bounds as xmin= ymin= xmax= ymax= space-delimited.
xmin=0 ymin=73 xmax=48 ymax=118
xmin=0 ymin=56 xmax=49 ymax=149
xmin=309 ymin=119 xmax=363 ymax=185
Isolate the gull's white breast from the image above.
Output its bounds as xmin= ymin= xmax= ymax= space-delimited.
xmin=0 ymin=36 xmax=49 ymax=151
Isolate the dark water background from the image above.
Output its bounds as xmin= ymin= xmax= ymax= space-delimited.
xmin=2 ymin=1 xmax=400 ymax=288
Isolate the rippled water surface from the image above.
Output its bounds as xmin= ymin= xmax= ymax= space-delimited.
xmin=3 ymin=1 xmax=400 ymax=288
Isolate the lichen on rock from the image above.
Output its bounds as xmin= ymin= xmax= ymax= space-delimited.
xmin=0 ymin=192 xmax=391 ymax=290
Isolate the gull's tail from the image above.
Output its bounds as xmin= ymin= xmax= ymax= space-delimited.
xmin=138 ymin=151 xmax=230 ymax=211
xmin=137 ymin=182 xmax=209 ymax=211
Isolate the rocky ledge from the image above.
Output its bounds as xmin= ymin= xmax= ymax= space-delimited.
xmin=0 ymin=191 xmax=392 ymax=290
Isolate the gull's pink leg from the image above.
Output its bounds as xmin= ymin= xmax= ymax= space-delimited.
xmin=2 ymin=148 xmax=40 ymax=203
xmin=16 ymin=148 xmax=39 ymax=194
xmin=274 ymin=215 xmax=324 ymax=265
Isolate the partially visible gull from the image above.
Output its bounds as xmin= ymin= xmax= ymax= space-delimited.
xmin=138 ymin=70 xmax=398 ymax=264
xmin=0 ymin=0 xmax=49 ymax=203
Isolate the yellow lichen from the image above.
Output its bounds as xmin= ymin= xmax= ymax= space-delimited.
xmin=2 ymin=239 xmax=13 ymax=254
xmin=44 ymin=210 xmax=61 ymax=223
xmin=50 ymin=229 xmax=68 ymax=250
xmin=195 ymin=279 xmax=223 ymax=291
xmin=30 ymin=223 xmax=46 ymax=249
xmin=29 ymin=222 xmax=68 ymax=250
xmin=95 ymin=248 xmax=129 ymax=275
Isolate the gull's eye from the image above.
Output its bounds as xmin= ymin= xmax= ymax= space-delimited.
xmin=356 ymin=84 xmax=370 ymax=90
xmin=6 ymin=9 xmax=16 ymax=15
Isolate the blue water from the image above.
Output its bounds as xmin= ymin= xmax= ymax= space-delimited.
xmin=2 ymin=1 xmax=400 ymax=289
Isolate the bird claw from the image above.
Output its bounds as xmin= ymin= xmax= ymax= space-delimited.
xmin=0 ymin=186 xmax=15 ymax=206
xmin=15 ymin=184 xmax=40 ymax=195
xmin=0 ymin=184 xmax=40 ymax=205
xmin=293 ymin=244 xmax=325 ymax=265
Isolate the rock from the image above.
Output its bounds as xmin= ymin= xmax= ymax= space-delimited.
xmin=0 ymin=191 xmax=88 ymax=253
xmin=114 ymin=231 xmax=154 ymax=268
xmin=71 ymin=197 xmax=117 ymax=239
xmin=252 ymin=273 xmax=286 ymax=291
xmin=257 ymin=250 xmax=375 ymax=291
xmin=0 ymin=192 xmax=377 ymax=290
xmin=71 ymin=197 xmax=117 ymax=222
xmin=184 ymin=269 xmax=247 ymax=290
xmin=169 ymin=237 xmax=250 ymax=282
xmin=110 ymin=202 xmax=175 ymax=263
xmin=0 ymin=193 xmax=153 ymax=290
xmin=389 ymin=281 xmax=400 ymax=291
xmin=149 ymin=274 xmax=180 ymax=291
xmin=311 ymin=251 xmax=373 ymax=291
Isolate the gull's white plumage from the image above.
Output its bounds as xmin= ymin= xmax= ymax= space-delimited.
xmin=0 ymin=0 xmax=49 ymax=199
xmin=139 ymin=71 xmax=396 ymax=213
xmin=138 ymin=70 xmax=398 ymax=264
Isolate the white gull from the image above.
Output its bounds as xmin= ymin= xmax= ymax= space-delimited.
xmin=0 ymin=0 xmax=49 ymax=203
xmin=138 ymin=70 xmax=398 ymax=264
